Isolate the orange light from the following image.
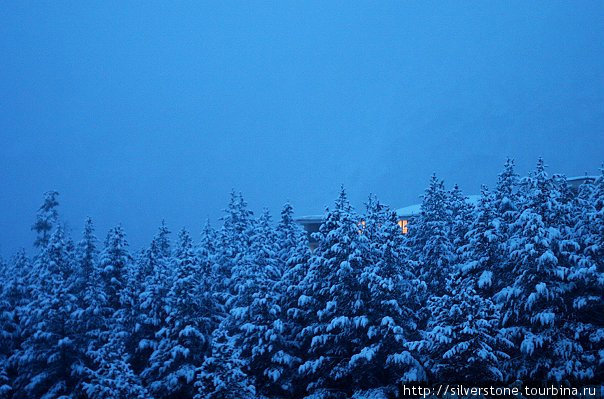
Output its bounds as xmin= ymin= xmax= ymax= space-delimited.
xmin=357 ymin=219 xmax=366 ymax=234
xmin=398 ymin=219 xmax=408 ymax=234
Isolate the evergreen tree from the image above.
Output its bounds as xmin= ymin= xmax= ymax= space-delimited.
xmin=0 ymin=258 xmax=14 ymax=399
xmin=448 ymin=183 xmax=474 ymax=257
xmin=413 ymin=268 xmax=511 ymax=383
xmin=266 ymin=203 xmax=311 ymax=397
xmin=297 ymin=188 xmax=373 ymax=397
xmin=13 ymin=227 xmax=80 ymax=398
xmin=77 ymin=218 xmax=98 ymax=292
xmin=31 ymin=190 xmax=60 ymax=248
xmin=0 ymin=250 xmax=30 ymax=397
xmin=410 ymin=174 xmax=455 ymax=296
xmin=71 ymin=218 xmax=104 ymax=391
xmin=99 ymin=225 xmax=132 ymax=313
xmin=275 ymin=202 xmax=300 ymax=273
xmin=495 ymin=160 xmax=596 ymax=383
xmin=354 ymin=195 xmax=426 ymax=389
xmin=459 ymin=186 xmax=501 ymax=297
xmin=136 ymin=224 xmax=173 ymax=376
xmin=492 ymin=158 xmax=520 ymax=294
xmin=156 ymin=219 xmax=172 ymax=258
xmin=570 ymin=167 xmax=604 ymax=382
xmin=494 ymin=158 xmax=520 ymax=224
xmin=83 ymin=335 xmax=150 ymax=399
xmin=144 ymin=229 xmax=216 ymax=398
xmin=231 ymin=209 xmax=285 ymax=396
xmin=215 ymin=191 xmax=254 ymax=307
xmin=198 ymin=219 xmax=218 ymax=286
xmin=194 ymin=326 xmax=256 ymax=399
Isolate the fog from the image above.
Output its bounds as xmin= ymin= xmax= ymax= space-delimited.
xmin=1 ymin=1 xmax=603 ymax=256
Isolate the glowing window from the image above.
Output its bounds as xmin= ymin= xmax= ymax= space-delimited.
xmin=397 ymin=219 xmax=408 ymax=234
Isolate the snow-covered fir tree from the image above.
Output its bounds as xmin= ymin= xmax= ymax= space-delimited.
xmin=83 ymin=334 xmax=150 ymax=399
xmin=98 ymin=225 xmax=133 ymax=313
xmin=263 ymin=203 xmax=311 ymax=397
xmin=229 ymin=209 xmax=287 ymax=397
xmin=198 ymin=219 xmax=218 ymax=291
xmin=144 ymin=228 xmax=217 ymax=398
xmin=412 ymin=266 xmax=512 ymax=383
xmin=297 ymin=188 xmax=374 ymax=397
xmin=495 ymin=159 xmax=597 ymax=383
xmin=447 ymin=183 xmax=474 ymax=258
xmin=0 ymin=250 xmax=30 ymax=398
xmin=135 ymin=225 xmax=173 ymax=376
xmin=459 ymin=186 xmax=501 ymax=297
xmin=13 ymin=227 xmax=81 ymax=398
xmin=274 ymin=202 xmax=301 ymax=274
xmin=31 ymin=190 xmax=60 ymax=248
xmin=71 ymin=218 xmax=105 ymax=389
xmin=355 ymin=195 xmax=426 ymax=389
xmin=492 ymin=158 xmax=520 ymax=294
xmin=409 ymin=174 xmax=455 ymax=297
xmin=569 ymin=168 xmax=604 ymax=382
xmin=194 ymin=326 xmax=256 ymax=399
xmin=0 ymin=259 xmax=15 ymax=399
xmin=215 ymin=191 xmax=255 ymax=308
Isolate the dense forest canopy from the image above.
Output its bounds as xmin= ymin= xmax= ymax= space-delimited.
xmin=0 ymin=158 xmax=603 ymax=399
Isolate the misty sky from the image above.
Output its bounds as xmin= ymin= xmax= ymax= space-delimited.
xmin=1 ymin=1 xmax=603 ymax=257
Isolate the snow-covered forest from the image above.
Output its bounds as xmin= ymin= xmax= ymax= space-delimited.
xmin=0 ymin=158 xmax=602 ymax=399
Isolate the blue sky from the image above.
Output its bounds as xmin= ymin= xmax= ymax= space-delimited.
xmin=1 ymin=1 xmax=603 ymax=256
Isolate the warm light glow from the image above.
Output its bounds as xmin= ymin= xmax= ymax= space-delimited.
xmin=398 ymin=219 xmax=408 ymax=234
xmin=357 ymin=219 xmax=366 ymax=234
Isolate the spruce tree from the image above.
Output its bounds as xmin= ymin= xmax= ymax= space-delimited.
xmin=459 ymin=186 xmax=501 ymax=297
xmin=267 ymin=203 xmax=311 ymax=397
xmin=136 ymin=225 xmax=173 ymax=376
xmin=194 ymin=326 xmax=256 ymax=399
xmin=410 ymin=174 xmax=455 ymax=297
xmin=144 ymin=229 xmax=216 ymax=398
xmin=71 ymin=218 xmax=104 ymax=390
xmin=355 ymin=195 xmax=426 ymax=388
xmin=215 ymin=191 xmax=254 ymax=307
xmin=297 ymin=188 xmax=373 ymax=397
xmin=232 ymin=209 xmax=284 ymax=396
xmin=14 ymin=227 xmax=80 ymax=398
xmin=492 ymin=158 xmax=520 ymax=294
xmin=496 ymin=159 xmax=595 ymax=383
xmin=448 ymin=183 xmax=474 ymax=257
xmin=0 ymin=250 xmax=30 ymax=397
xmin=99 ymin=225 xmax=133 ymax=313
xmin=0 ymin=258 xmax=15 ymax=399
xmin=31 ymin=190 xmax=60 ymax=248
xmin=414 ymin=268 xmax=511 ymax=383
xmin=83 ymin=335 xmax=151 ymax=399
xmin=570 ymin=167 xmax=604 ymax=382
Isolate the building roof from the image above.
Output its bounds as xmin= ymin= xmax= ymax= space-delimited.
xmin=566 ymin=175 xmax=597 ymax=182
xmin=294 ymin=194 xmax=482 ymax=223
xmin=294 ymin=214 xmax=324 ymax=224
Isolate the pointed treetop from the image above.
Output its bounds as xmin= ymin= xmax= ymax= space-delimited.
xmin=335 ymin=185 xmax=351 ymax=212
xmin=279 ymin=202 xmax=294 ymax=227
xmin=175 ymin=228 xmax=194 ymax=258
xmin=155 ymin=220 xmax=171 ymax=258
xmin=32 ymin=190 xmax=60 ymax=248
xmin=81 ymin=217 xmax=97 ymax=245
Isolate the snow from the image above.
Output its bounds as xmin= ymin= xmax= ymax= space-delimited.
xmin=2 ymin=164 xmax=603 ymax=397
